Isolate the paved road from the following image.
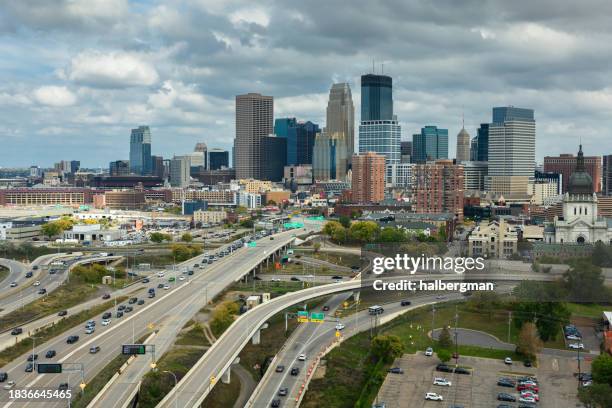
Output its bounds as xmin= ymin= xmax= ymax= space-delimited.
xmin=81 ymin=227 xmax=308 ymax=408
xmin=0 ymin=259 xmax=28 ymax=294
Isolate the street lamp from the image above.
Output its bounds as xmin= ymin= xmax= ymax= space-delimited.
xmin=163 ymin=370 xmax=178 ymax=408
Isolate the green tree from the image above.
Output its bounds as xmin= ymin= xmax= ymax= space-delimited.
xmin=578 ymin=383 xmax=612 ymax=408
xmin=378 ymin=227 xmax=407 ymax=243
xmin=437 ymin=349 xmax=451 ymax=363
xmin=322 ymin=221 xmax=343 ymax=236
xmin=338 ymin=215 xmax=351 ymax=228
xmin=181 ymin=233 xmax=193 ymax=242
xmin=239 ymin=219 xmax=254 ymax=228
xmin=149 ymin=232 xmax=166 ymax=243
xmin=592 ymin=353 xmax=612 ymax=386
xmin=210 ymin=301 xmax=239 ymax=337
xmin=438 ymin=326 xmax=453 ymax=349
xmin=591 ymin=241 xmax=612 ymax=267
xmin=41 ymin=222 xmax=62 ymax=239
xmin=348 ymin=221 xmax=380 ymax=243
xmin=563 ymin=259 xmax=608 ymax=303
xmin=313 ymin=242 xmax=321 ymax=253
xmin=370 ymin=335 xmax=404 ymax=364
xmin=516 ymin=322 xmax=542 ymax=359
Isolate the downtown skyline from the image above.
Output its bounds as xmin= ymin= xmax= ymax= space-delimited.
xmin=2 ymin=0 xmax=612 ymax=167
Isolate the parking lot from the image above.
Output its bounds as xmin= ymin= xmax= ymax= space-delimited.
xmin=375 ymin=352 xmax=587 ymax=408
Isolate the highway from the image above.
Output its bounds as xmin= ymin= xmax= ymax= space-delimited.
xmin=0 ymin=226 xmax=306 ymax=408
xmin=158 ymin=270 xmax=570 ymax=408
xmin=0 ymin=259 xmax=28 ymax=295
xmin=0 ymin=254 xmax=62 ymax=307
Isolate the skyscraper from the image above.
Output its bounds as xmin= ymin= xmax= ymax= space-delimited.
xmin=109 ymin=160 xmax=130 ymax=176
xmin=485 ymin=107 xmax=535 ymax=195
xmin=234 ymin=93 xmax=273 ymax=180
xmin=326 ymin=83 xmax=355 ymax=175
xmin=412 ymin=126 xmax=448 ymax=163
xmin=129 ymin=126 xmax=152 ymax=175
xmin=170 ymin=155 xmax=190 ymax=187
xmin=192 ymin=142 xmax=207 ymax=169
xmin=208 ymin=149 xmax=229 ymax=170
xmin=151 ymin=155 xmax=165 ymax=179
xmin=274 ymin=118 xmax=319 ymax=165
xmin=413 ymin=160 xmax=464 ymax=220
xmin=359 ymin=74 xmax=401 ymax=166
xmin=260 ymin=135 xmax=287 ymax=181
xmin=351 ymin=152 xmax=386 ymax=203
xmin=360 ymin=74 xmax=393 ymax=121
xmin=313 ymin=132 xmax=337 ymax=181
xmin=603 ymin=155 xmax=612 ymax=196
xmin=475 ymin=124 xmax=489 ymax=162
xmin=400 ymin=141 xmax=412 ymax=163
xmin=456 ymin=126 xmax=471 ymax=162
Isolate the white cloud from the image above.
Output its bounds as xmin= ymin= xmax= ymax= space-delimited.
xmin=64 ymin=51 xmax=159 ymax=88
xmin=33 ymin=86 xmax=77 ymax=107
xmin=230 ymin=8 xmax=270 ymax=27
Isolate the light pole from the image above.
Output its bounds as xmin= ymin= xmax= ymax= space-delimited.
xmin=163 ymin=370 xmax=179 ymax=408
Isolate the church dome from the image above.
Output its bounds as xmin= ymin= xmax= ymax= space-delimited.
xmin=568 ymin=145 xmax=593 ymax=195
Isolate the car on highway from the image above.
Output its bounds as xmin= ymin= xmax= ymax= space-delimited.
xmin=157 ymin=283 xmax=165 ymax=289
xmin=298 ymin=353 xmax=306 ymax=361
xmin=290 ymin=367 xmax=299 ymax=376
xmin=116 ymin=311 xmax=124 ymax=318
xmin=3 ymin=381 xmax=16 ymax=390
xmin=271 ymin=400 xmax=280 ymax=408
xmin=163 ymin=285 xmax=170 ymax=290
xmin=118 ymin=305 xmax=126 ymax=311
xmin=89 ymin=346 xmax=101 ymax=354
xmin=102 ymin=293 xmax=111 ymax=299
xmin=11 ymin=328 xmax=23 ymax=336
xmin=568 ymin=343 xmax=584 ymax=349
xmin=138 ymin=299 xmax=145 ymax=305
xmin=129 ymin=297 xmax=138 ymax=304
xmin=25 ymin=271 xmax=33 ymax=278
xmin=275 ymin=365 xmax=284 ymax=373
xmin=504 ymin=357 xmax=513 ymax=365
xmin=58 ymin=310 xmax=68 ymax=317
xmin=33 ymin=280 xmax=40 ymax=286
xmin=142 ymin=278 xmax=150 ymax=283
xmin=425 ymin=347 xmax=433 ymax=356
xmin=85 ymin=327 xmax=95 ymax=334
xmin=322 ymin=305 xmax=330 ymax=311
xmin=387 ymin=367 xmax=404 ymax=374
xmin=10 ymin=282 xmax=17 ymax=287
xmin=188 ymin=270 xmax=194 ymax=275
xmin=25 ymin=363 xmax=34 ymax=372
xmin=277 ymin=387 xmax=288 ymax=396
xmin=58 ymin=383 xmax=69 ymax=390
xmin=400 ymin=300 xmax=412 ymax=306
xmin=425 ymin=392 xmax=443 ymax=401
xmin=102 ymin=312 xmax=112 ymax=319
xmin=101 ymin=319 xmax=111 ymax=326
xmin=124 ymin=306 xmax=134 ymax=313
xmin=435 ymin=295 xmax=446 ymax=300
xmin=0 ymin=372 xmax=7 ymax=382
xmin=37 ymin=288 xmax=47 ymax=295
xmin=45 ymin=350 xmax=56 ymax=358
xmin=179 ymin=276 xmax=186 ymax=281
xmin=433 ymin=378 xmax=451 ymax=386
xmin=497 ymin=393 xmax=516 ymax=402
xmin=27 ymin=354 xmax=38 ymax=362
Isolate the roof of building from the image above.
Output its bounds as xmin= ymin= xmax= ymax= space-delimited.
xmin=568 ymin=145 xmax=594 ymax=195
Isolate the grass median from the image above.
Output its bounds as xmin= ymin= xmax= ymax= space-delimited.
xmin=0 ymin=297 xmax=127 ymax=367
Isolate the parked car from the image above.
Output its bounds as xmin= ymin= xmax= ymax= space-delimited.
xmin=425 ymin=392 xmax=443 ymax=401
xmin=504 ymin=357 xmax=513 ymax=365
xmin=116 ymin=311 xmax=124 ymax=318
xmin=497 ymin=393 xmax=516 ymax=402
xmin=433 ymin=378 xmax=451 ymax=386
xmin=425 ymin=347 xmax=433 ymax=356
xmin=101 ymin=319 xmax=111 ymax=326
xmin=568 ymin=343 xmax=584 ymax=349
xmin=454 ymin=367 xmax=470 ymax=375
xmin=497 ymin=378 xmax=515 ymax=388
xmin=436 ymin=364 xmax=453 ymax=373
xmin=387 ymin=367 xmax=404 ymax=374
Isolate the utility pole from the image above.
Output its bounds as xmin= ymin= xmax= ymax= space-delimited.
xmin=431 ymin=305 xmax=436 ymax=336
xmin=507 ymin=311 xmax=512 ymax=343
xmin=454 ymin=305 xmax=459 ymax=364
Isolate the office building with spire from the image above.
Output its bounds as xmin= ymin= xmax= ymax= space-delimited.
xmin=456 ymin=122 xmax=471 ymax=162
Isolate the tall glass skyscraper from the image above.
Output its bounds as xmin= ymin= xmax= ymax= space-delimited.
xmin=129 ymin=126 xmax=152 ymax=175
xmin=358 ymin=74 xmax=401 ymax=166
xmin=476 ymin=123 xmax=489 ymax=162
xmin=274 ymin=118 xmax=319 ymax=165
xmin=326 ymin=83 xmax=354 ymax=176
xmin=360 ymin=74 xmax=393 ymax=121
xmin=411 ymin=126 xmax=448 ymax=163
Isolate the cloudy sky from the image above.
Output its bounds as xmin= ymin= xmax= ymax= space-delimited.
xmin=1 ymin=0 xmax=612 ymax=168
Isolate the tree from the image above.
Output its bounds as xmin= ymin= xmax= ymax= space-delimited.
xmin=348 ymin=221 xmax=380 ymax=243
xmin=339 ymin=215 xmax=351 ymax=228
xmin=592 ymin=353 xmax=612 ymax=386
xmin=516 ymin=322 xmax=542 ymax=359
xmin=41 ymin=222 xmax=62 ymax=239
xmin=438 ymin=326 xmax=453 ymax=349
xmin=149 ymin=232 xmax=166 ymax=243
xmin=181 ymin=233 xmax=193 ymax=242
xmin=591 ymin=241 xmax=612 ymax=267
xmin=239 ymin=219 xmax=254 ymax=228
xmin=578 ymin=383 xmax=612 ymax=408
xmin=563 ymin=259 xmax=608 ymax=303
xmin=313 ymin=242 xmax=321 ymax=253
xmin=322 ymin=221 xmax=343 ymax=236
xmin=370 ymin=335 xmax=404 ymax=363
xmin=378 ymin=227 xmax=407 ymax=243
xmin=437 ymin=349 xmax=451 ymax=363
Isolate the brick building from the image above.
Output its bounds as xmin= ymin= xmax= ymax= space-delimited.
xmin=351 ymin=152 xmax=385 ymax=203
xmin=544 ymin=153 xmax=602 ymax=193
xmin=413 ymin=160 xmax=464 ymax=220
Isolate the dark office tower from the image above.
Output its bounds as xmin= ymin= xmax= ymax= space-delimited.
xmin=296 ymin=121 xmax=319 ymax=165
xmin=235 ymin=93 xmax=273 ymax=180
xmin=129 ymin=126 xmax=152 ymax=175
xmin=260 ymin=135 xmax=287 ymax=181
xmin=412 ymin=126 xmax=448 ymax=163
xmin=476 ymin=124 xmax=489 ymax=162
xmin=208 ymin=149 xmax=229 ymax=170
xmin=604 ymin=155 xmax=612 ymax=195
xmin=360 ymin=74 xmax=393 ymax=121
xmin=151 ymin=155 xmax=165 ymax=178
xmin=470 ymin=137 xmax=478 ymax=161
xmin=70 ymin=160 xmax=80 ymax=174
xmin=400 ymin=141 xmax=412 ymax=163
xmin=109 ymin=160 xmax=130 ymax=176
xmin=274 ymin=118 xmax=298 ymax=164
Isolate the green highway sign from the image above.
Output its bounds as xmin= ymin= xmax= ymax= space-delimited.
xmin=247 ymin=241 xmax=257 ymax=247
xmin=37 ymin=363 xmax=62 ymax=374
xmin=297 ymin=311 xmax=309 ymax=322
xmin=122 ymin=344 xmax=146 ymax=355
xmin=310 ymin=312 xmax=325 ymax=323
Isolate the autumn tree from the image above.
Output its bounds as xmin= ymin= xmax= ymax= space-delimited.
xmin=438 ymin=326 xmax=453 ymax=350
xmin=516 ymin=322 xmax=543 ymax=360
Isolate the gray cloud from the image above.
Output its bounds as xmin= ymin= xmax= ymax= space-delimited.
xmin=0 ymin=0 xmax=611 ymax=167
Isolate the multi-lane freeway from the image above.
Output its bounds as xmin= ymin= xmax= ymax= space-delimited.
xmin=0 ymin=259 xmax=28 ymax=294
xmin=0 ymin=225 xmax=309 ymax=408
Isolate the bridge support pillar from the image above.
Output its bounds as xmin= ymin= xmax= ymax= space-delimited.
xmin=353 ymin=290 xmax=360 ymax=303
xmin=252 ymin=329 xmax=261 ymax=345
xmin=222 ymin=368 xmax=231 ymax=384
